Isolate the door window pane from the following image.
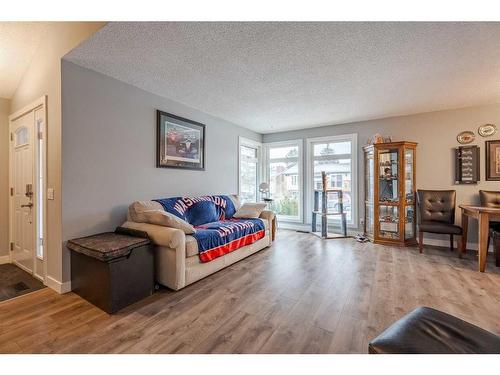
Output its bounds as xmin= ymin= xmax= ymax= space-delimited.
xmin=240 ymin=144 xmax=259 ymax=203
xmin=267 ymin=143 xmax=301 ymax=219
xmin=15 ymin=127 xmax=28 ymax=146
xmin=311 ymin=140 xmax=353 ymax=223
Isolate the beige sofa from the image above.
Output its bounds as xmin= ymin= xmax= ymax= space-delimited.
xmin=122 ymin=197 xmax=275 ymax=290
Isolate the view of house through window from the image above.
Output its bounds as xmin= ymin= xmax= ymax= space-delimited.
xmin=309 ymin=136 xmax=355 ymax=224
xmin=267 ymin=141 xmax=302 ymax=220
xmin=239 ymin=140 xmax=260 ymax=203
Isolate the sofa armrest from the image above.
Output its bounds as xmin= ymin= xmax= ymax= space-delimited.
xmin=122 ymin=221 xmax=185 ymax=248
xmin=259 ymin=210 xmax=276 ymax=241
xmin=122 ymin=221 xmax=187 ymax=290
xmin=259 ymin=210 xmax=275 ymax=221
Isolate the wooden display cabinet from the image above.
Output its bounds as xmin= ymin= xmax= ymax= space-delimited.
xmin=363 ymin=141 xmax=417 ymax=246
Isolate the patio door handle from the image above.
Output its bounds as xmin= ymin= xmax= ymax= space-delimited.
xmin=21 ymin=203 xmax=33 ymax=209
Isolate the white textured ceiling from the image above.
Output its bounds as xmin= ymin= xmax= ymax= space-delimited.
xmin=65 ymin=22 xmax=500 ymax=133
xmin=0 ymin=22 xmax=50 ymax=99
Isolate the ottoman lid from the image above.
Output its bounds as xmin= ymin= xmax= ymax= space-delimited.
xmin=67 ymin=227 xmax=150 ymax=262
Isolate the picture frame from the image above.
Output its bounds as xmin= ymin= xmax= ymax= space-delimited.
xmin=156 ymin=110 xmax=205 ymax=170
xmin=485 ymin=140 xmax=500 ymax=181
xmin=455 ymin=145 xmax=480 ymax=184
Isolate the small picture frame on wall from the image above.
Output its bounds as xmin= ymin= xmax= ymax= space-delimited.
xmin=156 ymin=110 xmax=205 ymax=170
xmin=455 ymin=145 xmax=480 ymax=184
xmin=485 ymin=140 xmax=500 ymax=181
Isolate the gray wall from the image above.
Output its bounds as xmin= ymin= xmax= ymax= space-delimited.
xmin=263 ymin=103 xmax=500 ymax=248
xmin=61 ymin=61 xmax=261 ymax=247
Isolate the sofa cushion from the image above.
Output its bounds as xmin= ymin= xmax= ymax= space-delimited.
xmin=228 ymin=195 xmax=241 ymax=210
xmin=186 ymin=200 xmax=218 ymax=226
xmin=128 ymin=201 xmax=195 ymax=234
xmin=185 ymin=220 xmax=269 ymax=258
xmin=128 ymin=200 xmax=164 ymax=222
xmin=154 ymin=196 xmax=237 ymax=224
xmin=185 ymin=235 xmax=199 ymax=258
xmin=234 ymin=203 xmax=268 ymax=219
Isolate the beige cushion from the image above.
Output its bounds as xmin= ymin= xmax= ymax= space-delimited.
xmin=233 ymin=203 xmax=268 ymax=219
xmin=228 ymin=194 xmax=241 ymax=210
xmin=185 ymin=235 xmax=199 ymax=257
xmin=128 ymin=200 xmax=164 ymax=221
xmin=128 ymin=200 xmax=195 ymax=234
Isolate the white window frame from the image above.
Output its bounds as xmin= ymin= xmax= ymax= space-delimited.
xmin=306 ymin=134 xmax=358 ymax=227
xmin=238 ymin=137 xmax=263 ymax=202
xmin=264 ymin=139 xmax=304 ymax=223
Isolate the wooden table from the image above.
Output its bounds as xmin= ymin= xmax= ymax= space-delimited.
xmin=460 ymin=205 xmax=500 ymax=272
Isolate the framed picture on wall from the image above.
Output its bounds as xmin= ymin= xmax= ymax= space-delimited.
xmin=485 ymin=140 xmax=500 ymax=181
xmin=156 ymin=110 xmax=205 ymax=170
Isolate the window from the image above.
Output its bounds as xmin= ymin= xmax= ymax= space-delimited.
xmin=265 ymin=140 xmax=303 ymax=221
xmin=307 ymin=134 xmax=357 ymax=226
xmin=15 ymin=126 xmax=28 ymax=147
xmin=239 ymin=137 xmax=262 ymax=204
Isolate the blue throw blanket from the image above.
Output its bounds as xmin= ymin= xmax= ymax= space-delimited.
xmin=153 ymin=196 xmax=265 ymax=262
xmin=154 ymin=195 xmax=236 ymax=226
xmin=193 ymin=219 xmax=265 ymax=262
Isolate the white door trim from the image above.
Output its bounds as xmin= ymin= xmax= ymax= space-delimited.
xmin=8 ymin=95 xmax=47 ymax=284
xmin=238 ymin=136 xmax=263 ymax=201
xmin=263 ymin=139 xmax=304 ymax=223
xmin=305 ymin=133 xmax=358 ymax=227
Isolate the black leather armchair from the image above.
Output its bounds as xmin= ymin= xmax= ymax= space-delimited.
xmin=417 ymin=190 xmax=462 ymax=253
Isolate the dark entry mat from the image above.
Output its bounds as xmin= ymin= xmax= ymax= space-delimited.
xmin=0 ymin=264 xmax=45 ymax=302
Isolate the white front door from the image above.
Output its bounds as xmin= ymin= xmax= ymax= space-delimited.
xmin=10 ymin=110 xmax=35 ymax=274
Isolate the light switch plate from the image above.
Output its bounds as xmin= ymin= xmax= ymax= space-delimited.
xmin=47 ymin=188 xmax=55 ymax=200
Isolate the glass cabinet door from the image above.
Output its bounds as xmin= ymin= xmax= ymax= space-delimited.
xmin=365 ymin=150 xmax=374 ymax=202
xmin=378 ymin=148 xmax=399 ymax=204
xmin=379 ymin=205 xmax=400 ymax=240
xmin=377 ymin=147 xmax=400 ymax=240
xmin=404 ymin=148 xmax=414 ymax=204
xmin=404 ymin=148 xmax=415 ymax=239
xmin=365 ymin=150 xmax=374 ymax=237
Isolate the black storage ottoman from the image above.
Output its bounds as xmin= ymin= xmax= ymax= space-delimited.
xmin=68 ymin=227 xmax=154 ymax=314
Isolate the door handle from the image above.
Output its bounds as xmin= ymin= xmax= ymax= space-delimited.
xmin=21 ymin=203 xmax=33 ymax=209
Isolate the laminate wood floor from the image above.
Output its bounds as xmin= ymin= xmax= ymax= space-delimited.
xmin=1 ymin=230 xmax=499 ymax=354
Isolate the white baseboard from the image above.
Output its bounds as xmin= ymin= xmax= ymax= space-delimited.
xmin=0 ymin=255 xmax=10 ymax=265
xmin=45 ymin=276 xmax=72 ymax=294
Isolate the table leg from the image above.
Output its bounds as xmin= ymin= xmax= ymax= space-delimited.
xmin=460 ymin=209 xmax=468 ymax=257
xmin=478 ymin=212 xmax=489 ymax=272
xmin=272 ymin=216 xmax=277 ymax=241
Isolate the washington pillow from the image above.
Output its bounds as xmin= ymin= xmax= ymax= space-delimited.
xmin=185 ymin=200 xmax=218 ymax=226
xmin=233 ymin=203 xmax=267 ymax=219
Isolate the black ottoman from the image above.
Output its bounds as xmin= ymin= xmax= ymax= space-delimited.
xmin=369 ymin=306 xmax=500 ymax=354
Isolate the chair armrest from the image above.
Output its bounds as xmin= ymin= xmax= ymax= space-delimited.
xmin=121 ymin=221 xmax=185 ymax=249
xmin=259 ymin=210 xmax=275 ymax=221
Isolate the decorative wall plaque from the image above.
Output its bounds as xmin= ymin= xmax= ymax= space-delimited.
xmin=455 ymin=145 xmax=480 ymax=184
xmin=478 ymin=124 xmax=497 ymax=137
xmin=456 ymin=131 xmax=475 ymax=144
